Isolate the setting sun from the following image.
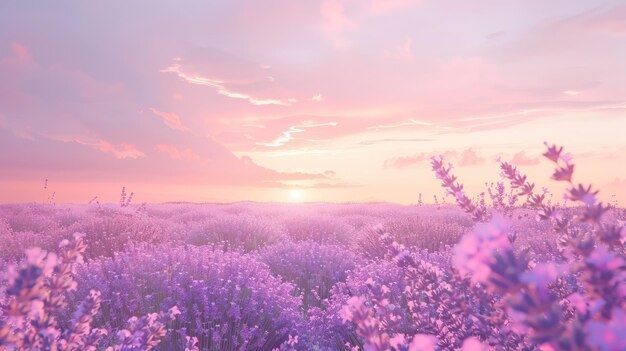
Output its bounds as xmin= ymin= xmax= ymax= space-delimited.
xmin=289 ymin=189 xmax=303 ymax=201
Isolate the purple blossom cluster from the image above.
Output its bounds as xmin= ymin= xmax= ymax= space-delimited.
xmin=353 ymin=214 xmax=470 ymax=259
xmin=183 ymin=214 xmax=285 ymax=252
xmin=0 ymin=234 xmax=186 ymax=350
xmin=70 ymin=244 xmax=302 ymax=350
xmin=258 ymin=240 xmax=362 ymax=314
xmin=1 ymin=142 xmax=624 ymax=351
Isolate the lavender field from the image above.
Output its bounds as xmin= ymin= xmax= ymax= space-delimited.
xmin=1 ymin=146 xmax=624 ymax=351
xmin=3 ymin=1 xmax=626 ymax=350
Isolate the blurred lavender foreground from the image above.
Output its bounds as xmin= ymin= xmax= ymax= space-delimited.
xmin=0 ymin=144 xmax=624 ymax=351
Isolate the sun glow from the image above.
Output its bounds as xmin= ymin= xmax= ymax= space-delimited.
xmin=289 ymin=189 xmax=303 ymax=201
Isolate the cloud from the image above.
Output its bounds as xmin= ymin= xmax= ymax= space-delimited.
xmin=383 ymin=149 xmax=483 ymax=169
xmin=439 ymin=100 xmax=626 ymax=134
xmin=273 ymin=181 xmax=362 ymax=189
xmin=161 ymin=62 xmax=295 ymax=106
xmin=155 ymin=144 xmax=200 ymax=161
xmin=75 ymin=139 xmax=145 ymax=159
xmin=577 ymin=4 xmax=626 ymax=36
xmin=10 ymin=43 xmax=32 ymax=62
xmin=312 ymin=93 xmax=323 ymax=102
xmin=149 ymin=108 xmax=190 ymax=132
xmin=320 ymin=0 xmax=353 ymax=33
xmin=320 ymin=0 xmax=417 ymax=32
xmin=0 ymin=126 xmax=328 ymax=187
xmin=510 ymin=151 xmax=540 ymax=166
xmin=318 ymin=0 xmax=418 ymax=47
xmin=302 ymin=182 xmax=363 ymax=189
xmin=256 ymin=122 xmax=338 ymax=147
xmin=368 ymin=118 xmax=433 ymax=131
xmin=383 ymin=153 xmax=429 ymax=168
xmin=486 ymin=30 xmax=506 ymax=40
xmin=457 ymin=148 xmax=485 ymax=166
xmin=359 ymin=138 xmax=431 ymax=146
xmin=370 ymin=0 xmax=418 ymax=13
xmin=384 ymin=37 xmax=414 ymax=60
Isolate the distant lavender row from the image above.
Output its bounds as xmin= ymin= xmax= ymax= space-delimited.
xmin=0 ymin=202 xmax=476 ymax=262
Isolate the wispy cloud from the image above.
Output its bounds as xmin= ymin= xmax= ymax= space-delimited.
xmin=383 ymin=153 xmax=429 ymax=168
xmin=256 ymin=122 xmax=339 ymax=147
xmin=509 ymin=151 xmax=540 ymax=166
xmin=155 ymin=144 xmax=200 ymax=161
xmin=457 ymin=148 xmax=485 ymax=166
xmin=149 ymin=108 xmax=190 ymax=132
xmin=576 ymin=4 xmax=626 ymax=36
xmin=273 ymin=181 xmax=363 ymax=189
xmin=10 ymin=43 xmax=32 ymax=62
xmin=161 ymin=62 xmax=295 ymax=106
xmin=359 ymin=138 xmax=431 ymax=146
xmin=384 ymin=36 xmax=414 ymax=60
xmin=300 ymin=182 xmax=363 ymax=189
xmin=383 ymin=149 xmax=485 ymax=168
xmin=368 ymin=118 xmax=433 ymax=131
xmin=75 ymin=139 xmax=145 ymax=159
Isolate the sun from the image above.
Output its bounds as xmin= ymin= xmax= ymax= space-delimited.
xmin=289 ymin=189 xmax=303 ymax=201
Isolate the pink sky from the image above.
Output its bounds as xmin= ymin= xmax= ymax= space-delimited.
xmin=1 ymin=1 xmax=625 ymax=204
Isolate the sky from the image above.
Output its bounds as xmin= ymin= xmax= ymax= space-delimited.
xmin=1 ymin=0 xmax=625 ymax=204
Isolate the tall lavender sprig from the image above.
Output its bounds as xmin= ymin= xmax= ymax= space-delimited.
xmin=431 ymin=156 xmax=489 ymax=222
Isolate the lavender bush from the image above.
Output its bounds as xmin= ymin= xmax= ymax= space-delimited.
xmin=182 ymin=214 xmax=285 ymax=252
xmin=337 ymin=143 xmax=624 ymax=351
xmin=0 ymin=234 xmax=186 ymax=350
xmin=279 ymin=214 xmax=356 ymax=245
xmin=67 ymin=208 xmax=172 ymax=258
xmin=258 ymin=240 xmax=362 ymax=315
xmin=70 ymin=244 xmax=302 ymax=350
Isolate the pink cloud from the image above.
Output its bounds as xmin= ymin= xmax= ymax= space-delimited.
xmin=10 ymin=43 xmax=32 ymax=62
xmin=510 ymin=151 xmax=540 ymax=166
xmin=86 ymin=140 xmax=145 ymax=159
xmin=318 ymin=0 xmax=418 ymax=47
xmin=321 ymin=0 xmax=418 ymax=31
xmin=155 ymin=144 xmax=200 ymax=161
xmin=320 ymin=0 xmax=353 ymax=33
xmin=368 ymin=118 xmax=433 ymax=131
xmin=457 ymin=148 xmax=485 ymax=167
xmin=578 ymin=5 xmax=626 ymax=36
xmin=149 ymin=108 xmax=189 ymax=132
xmin=383 ymin=149 xmax=458 ymax=168
xmin=308 ymin=182 xmax=361 ymax=188
xmin=255 ymin=122 xmax=339 ymax=147
xmin=297 ymin=182 xmax=363 ymax=189
xmin=384 ymin=37 xmax=414 ymax=60
xmin=359 ymin=138 xmax=431 ymax=146
xmin=370 ymin=0 xmax=418 ymax=13
xmin=161 ymin=62 xmax=294 ymax=106
xmin=0 ymin=43 xmax=36 ymax=79
xmin=272 ymin=181 xmax=362 ymax=189
xmin=383 ymin=153 xmax=429 ymax=168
